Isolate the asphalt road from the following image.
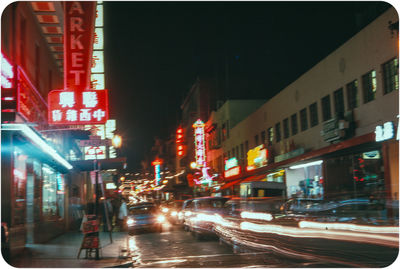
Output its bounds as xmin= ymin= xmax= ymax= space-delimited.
xmin=126 ymin=224 xmax=352 ymax=268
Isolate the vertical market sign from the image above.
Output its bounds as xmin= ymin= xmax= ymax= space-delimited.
xmin=64 ymin=1 xmax=96 ymax=92
xmin=48 ymin=1 xmax=108 ymax=125
xmin=193 ymin=119 xmax=206 ymax=168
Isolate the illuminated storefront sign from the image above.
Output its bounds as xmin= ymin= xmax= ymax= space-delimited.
xmin=225 ymin=157 xmax=238 ymax=171
xmin=224 ymin=166 xmax=241 ymax=178
xmin=375 ymin=121 xmax=395 ymax=142
xmin=91 ymin=2 xmax=105 ymax=90
xmin=17 ymin=67 xmax=48 ymax=124
xmin=64 ymin=1 xmax=97 ymax=92
xmin=246 ymin=144 xmax=268 ymax=171
xmin=48 ymin=89 xmax=108 ymax=124
xmin=1 ymin=52 xmax=14 ymax=88
xmin=193 ymin=119 xmax=206 ymax=168
xmin=152 ymin=159 xmax=162 ymax=185
xmin=84 ymin=145 xmax=106 ymax=160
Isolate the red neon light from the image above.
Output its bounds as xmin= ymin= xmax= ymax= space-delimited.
xmin=177 ymin=128 xmax=183 ymax=134
xmin=152 ymin=159 xmax=162 ymax=166
xmin=48 ymin=89 xmax=109 ymax=124
xmin=64 ymin=1 xmax=96 ymax=92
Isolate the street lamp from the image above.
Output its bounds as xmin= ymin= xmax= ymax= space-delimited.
xmin=112 ymin=134 xmax=122 ymax=148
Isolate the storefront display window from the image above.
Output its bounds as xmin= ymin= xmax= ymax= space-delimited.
xmin=13 ymin=147 xmax=27 ymax=225
xmin=42 ymin=164 xmax=64 ymax=219
xmin=266 ymin=170 xmax=285 ymax=183
xmin=285 ymin=161 xmax=323 ymax=198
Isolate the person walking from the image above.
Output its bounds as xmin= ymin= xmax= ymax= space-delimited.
xmin=118 ymin=198 xmax=128 ymax=231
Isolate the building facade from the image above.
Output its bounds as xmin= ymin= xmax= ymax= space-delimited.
xmin=210 ymin=8 xmax=398 ymax=206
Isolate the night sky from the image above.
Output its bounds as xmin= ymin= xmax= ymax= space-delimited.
xmin=103 ymin=1 xmax=391 ymax=171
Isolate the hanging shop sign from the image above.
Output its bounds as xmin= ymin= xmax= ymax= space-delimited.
xmin=246 ymin=144 xmax=268 ymax=171
xmin=152 ymin=159 xmax=163 ymax=185
xmin=64 ymin=1 xmax=97 ymax=92
xmin=193 ymin=119 xmax=206 ymax=168
xmin=48 ymin=89 xmax=108 ymax=124
xmin=375 ymin=121 xmax=395 ymax=142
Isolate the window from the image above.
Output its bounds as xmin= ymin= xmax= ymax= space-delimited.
xmin=254 ymin=134 xmax=259 ymax=146
xmin=240 ymin=143 xmax=244 ymax=159
xmin=321 ymin=95 xmax=331 ymax=121
xmin=362 ymin=70 xmax=377 ymax=103
xmin=227 ymin=151 xmax=231 ymax=159
xmin=275 ymin=122 xmax=281 ymax=142
xmin=300 ymin=108 xmax=308 ymax=131
xmin=221 ymin=123 xmax=226 ymax=141
xmin=346 ymin=80 xmax=359 ymax=110
xmin=267 ymin=127 xmax=274 ymax=146
xmin=226 ymin=120 xmax=230 ymax=138
xmin=309 ymin=102 xmax=318 ymax=127
xmin=291 ymin=113 xmax=298 ymax=135
xmin=245 ymin=141 xmax=249 ymax=156
xmin=383 ymin=58 xmax=399 ymax=94
xmin=333 ymin=88 xmax=345 ymax=116
xmin=261 ymin=130 xmax=266 ymax=144
xmin=232 ymin=148 xmax=235 ymax=158
xmin=236 ymin=146 xmax=239 ymax=159
xmin=283 ymin=118 xmax=289 ymax=139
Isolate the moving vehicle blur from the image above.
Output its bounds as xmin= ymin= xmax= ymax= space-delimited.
xmin=126 ymin=202 xmax=165 ymax=234
xmin=161 ymin=200 xmax=184 ymax=225
xmin=185 ymin=196 xmax=229 ymax=239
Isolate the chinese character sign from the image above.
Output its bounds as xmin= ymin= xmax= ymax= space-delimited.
xmin=192 ymin=119 xmax=206 ymax=168
xmin=48 ymin=89 xmax=108 ymax=124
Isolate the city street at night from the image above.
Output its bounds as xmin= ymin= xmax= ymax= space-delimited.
xmin=1 ymin=1 xmax=399 ymax=268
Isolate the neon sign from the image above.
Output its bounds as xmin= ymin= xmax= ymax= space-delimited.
xmin=375 ymin=121 xmax=395 ymax=142
xmin=247 ymin=144 xmax=268 ymax=171
xmin=224 ymin=166 xmax=241 ymax=178
xmin=152 ymin=159 xmax=163 ymax=185
xmin=1 ymin=52 xmax=14 ymax=88
xmin=48 ymin=89 xmax=108 ymax=124
xmin=225 ymin=157 xmax=238 ymax=171
xmin=193 ymin=119 xmax=206 ymax=168
xmin=64 ymin=1 xmax=96 ymax=92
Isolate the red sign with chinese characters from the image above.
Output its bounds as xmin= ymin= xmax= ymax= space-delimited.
xmin=48 ymin=89 xmax=109 ymax=124
xmin=64 ymin=1 xmax=96 ymax=92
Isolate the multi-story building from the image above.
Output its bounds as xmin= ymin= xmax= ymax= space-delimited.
xmin=1 ymin=1 xmax=75 ymax=256
xmin=211 ymin=8 xmax=398 ymax=207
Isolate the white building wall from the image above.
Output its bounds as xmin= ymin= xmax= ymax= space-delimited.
xmin=223 ymin=8 xmax=398 ymax=159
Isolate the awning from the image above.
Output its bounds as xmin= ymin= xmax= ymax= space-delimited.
xmin=240 ymin=174 xmax=263 ymax=183
xmin=2 ymin=123 xmax=73 ymax=173
xmin=220 ymin=178 xmax=243 ymax=190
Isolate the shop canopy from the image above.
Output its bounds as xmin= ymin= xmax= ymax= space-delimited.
xmin=2 ymin=123 xmax=73 ymax=173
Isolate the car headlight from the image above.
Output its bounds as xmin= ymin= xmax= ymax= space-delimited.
xmin=161 ymin=207 xmax=169 ymax=213
xmin=171 ymin=211 xmax=178 ymax=216
xmin=126 ymin=218 xmax=135 ymax=226
xmin=184 ymin=211 xmax=192 ymax=217
xmin=157 ymin=215 xmax=166 ymax=223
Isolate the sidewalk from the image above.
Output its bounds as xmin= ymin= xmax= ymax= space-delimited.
xmin=7 ymin=231 xmax=133 ymax=268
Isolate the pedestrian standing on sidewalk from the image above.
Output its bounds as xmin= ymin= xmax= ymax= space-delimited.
xmin=118 ymin=198 xmax=128 ymax=231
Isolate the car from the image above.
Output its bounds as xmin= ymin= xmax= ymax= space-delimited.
xmin=185 ymin=196 xmax=230 ymax=239
xmin=125 ymin=202 xmax=165 ymax=234
xmin=161 ymin=200 xmax=184 ymax=225
xmin=178 ymin=198 xmax=194 ymax=230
